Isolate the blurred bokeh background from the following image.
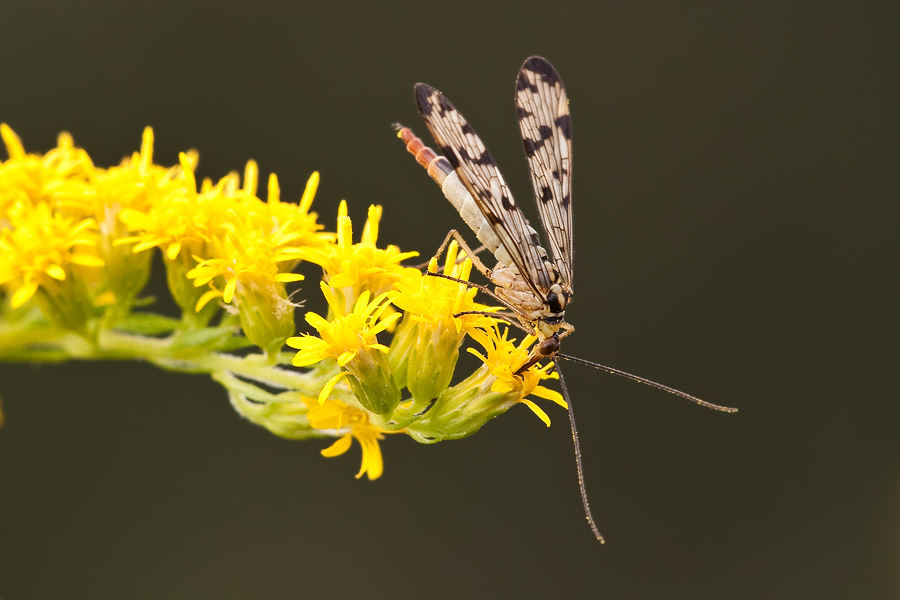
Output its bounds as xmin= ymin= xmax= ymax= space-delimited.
xmin=0 ymin=1 xmax=897 ymax=598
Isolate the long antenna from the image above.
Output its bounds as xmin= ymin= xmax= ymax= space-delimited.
xmin=557 ymin=353 xmax=737 ymax=413
xmin=554 ymin=358 xmax=605 ymax=543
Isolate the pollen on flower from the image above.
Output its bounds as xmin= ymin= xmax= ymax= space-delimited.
xmin=304 ymin=396 xmax=387 ymax=480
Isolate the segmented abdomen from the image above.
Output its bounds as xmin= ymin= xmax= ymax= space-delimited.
xmin=394 ymin=125 xmax=517 ymax=272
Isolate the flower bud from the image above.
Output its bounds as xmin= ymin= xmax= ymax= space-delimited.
xmin=96 ymin=205 xmax=152 ymax=321
xmin=32 ymin=271 xmax=98 ymax=339
xmin=343 ymin=345 xmax=401 ymax=416
xmin=164 ymin=245 xmax=219 ymax=328
xmin=405 ymin=364 xmax=519 ymax=442
xmin=404 ymin=320 xmax=462 ymax=405
xmin=227 ymin=389 xmax=316 ymax=440
xmin=386 ymin=314 xmax=418 ymax=389
xmin=231 ymin=275 xmax=296 ymax=360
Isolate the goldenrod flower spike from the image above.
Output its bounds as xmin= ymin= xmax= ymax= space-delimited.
xmin=0 ymin=126 xmax=577 ymax=483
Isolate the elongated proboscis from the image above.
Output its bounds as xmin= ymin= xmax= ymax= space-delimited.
xmin=557 ymin=353 xmax=737 ymax=413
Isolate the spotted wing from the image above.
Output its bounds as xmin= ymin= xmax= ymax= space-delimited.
xmin=515 ymin=56 xmax=574 ymax=289
xmin=415 ymin=83 xmax=553 ymax=294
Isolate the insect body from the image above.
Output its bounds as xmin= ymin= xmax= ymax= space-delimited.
xmin=395 ymin=56 xmax=735 ymax=543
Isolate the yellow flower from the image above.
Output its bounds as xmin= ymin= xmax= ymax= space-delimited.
xmin=467 ymin=325 xmax=567 ymax=426
xmin=186 ymin=215 xmax=306 ymax=310
xmin=289 ymin=281 xmax=399 ymax=370
xmin=115 ymin=151 xmax=221 ymax=261
xmin=304 ymin=396 xmax=387 ymax=480
xmin=390 ymin=241 xmax=497 ymax=335
xmin=386 ymin=242 xmax=500 ymax=402
xmin=0 ymin=124 xmax=92 ymax=216
xmin=242 ymin=169 xmax=334 ymax=253
xmin=51 ymin=127 xmax=196 ymax=222
xmin=0 ymin=200 xmax=104 ymax=308
xmin=288 ymin=281 xmax=402 ymax=414
xmin=296 ymin=201 xmax=418 ymax=311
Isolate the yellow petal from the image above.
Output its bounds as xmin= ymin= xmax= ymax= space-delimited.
xmin=368 ymin=311 xmax=401 ymax=336
xmin=530 ymin=385 xmax=567 ymax=408
xmin=93 ymin=290 xmax=116 ymax=307
xmin=291 ymin=350 xmax=328 ymax=367
xmin=1 ymin=123 xmax=25 ymax=159
xmin=491 ymin=379 xmax=514 ymax=394
xmin=353 ymin=290 xmax=372 ymax=315
xmin=139 ymin=127 xmax=154 ymax=175
xmin=356 ymin=436 xmax=383 ymax=480
xmin=328 ymin=273 xmax=356 ymax=288
xmin=318 ymin=371 xmax=347 ymax=404
xmin=466 ymin=347 xmax=488 ymax=363
xmin=69 ymin=254 xmax=105 ymax=268
xmin=166 ymin=241 xmax=182 ymax=261
xmin=319 ymin=281 xmax=343 ymax=317
xmin=520 ymin=399 xmax=551 ymax=427
xmin=337 ymin=350 xmax=357 ymax=367
xmin=274 ymin=273 xmax=304 ymax=283
xmin=44 ymin=264 xmax=67 ymax=281
xmin=286 ymin=335 xmax=323 ymax=350
xmin=321 ymin=434 xmax=352 ymax=457
xmin=267 ymin=172 xmax=280 ymax=203
xmin=10 ymin=282 xmax=39 ymax=308
xmin=305 ymin=311 xmax=330 ymax=331
xmin=243 ymin=159 xmax=258 ymax=195
xmin=133 ymin=241 xmax=160 ymax=254
xmin=179 ymin=152 xmax=196 ymax=193
xmin=195 ymin=289 xmax=222 ymax=312
xmin=222 ymin=277 xmax=238 ymax=303
xmin=299 ymin=172 xmax=319 ymax=213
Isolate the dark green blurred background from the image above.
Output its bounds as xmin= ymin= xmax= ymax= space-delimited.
xmin=1 ymin=1 xmax=897 ymax=598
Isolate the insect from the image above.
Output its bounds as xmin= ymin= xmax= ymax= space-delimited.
xmin=394 ymin=56 xmax=735 ymax=542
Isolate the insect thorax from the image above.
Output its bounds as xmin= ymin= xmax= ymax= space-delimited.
xmin=492 ymin=263 xmax=572 ymax=340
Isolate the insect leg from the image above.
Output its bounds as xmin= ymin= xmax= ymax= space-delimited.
xmin=424 ymin=229 xmax=497 ymax=283
xmin=451 ymin=310 xmax=531 ymax=334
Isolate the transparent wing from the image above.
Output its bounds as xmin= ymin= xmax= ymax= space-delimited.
xmin=515 ymin=56 xmax=574 ymax=288
xmin=415 ymin=83 xmax=553 ymax=294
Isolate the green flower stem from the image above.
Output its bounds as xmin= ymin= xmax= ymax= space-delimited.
xmin=0 ymin=320 xmax=322 ymax=395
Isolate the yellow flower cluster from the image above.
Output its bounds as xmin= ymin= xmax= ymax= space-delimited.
xmin=0 ymin=125 xmax=565 ymax=481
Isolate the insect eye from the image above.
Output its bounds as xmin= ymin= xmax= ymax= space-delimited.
xmin=547 ymin=289 xmax=564 ymax=314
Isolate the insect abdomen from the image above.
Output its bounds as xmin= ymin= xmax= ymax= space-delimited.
xmin=395 ymin=125 xmax=516 ymax=271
